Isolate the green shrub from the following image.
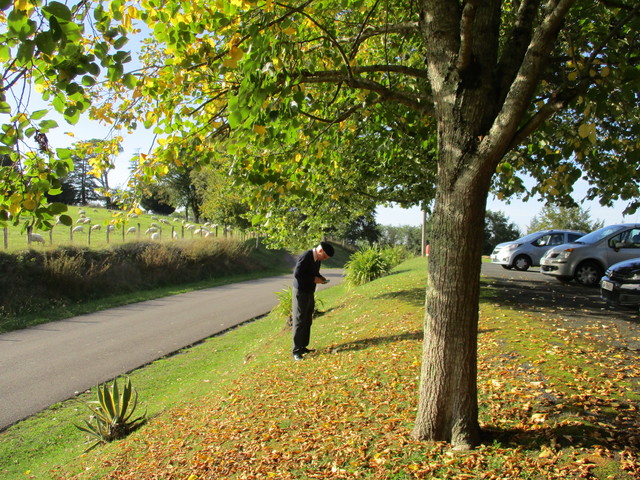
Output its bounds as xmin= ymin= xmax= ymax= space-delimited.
xmin=344 ymin=246 xmax=392 ymax=287
xmin=382 ymin=245 xmax=411 ymax=267
xmin=273 ymin=287 xmax=293 ymax=326
xmin=273 ymin=287 xmax=326 ymax=327
xmin=76 ymin=376 xmax=146 ymax=452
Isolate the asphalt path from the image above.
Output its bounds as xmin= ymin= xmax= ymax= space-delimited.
xmin=0 ymin=270 xmax=343 ymax=431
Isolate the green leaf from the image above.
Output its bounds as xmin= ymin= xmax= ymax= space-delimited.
xmin=31 ymin=109 xmax=49 ymax=120
xmin=108 ymin=63 xmax=124 ymax=82
xmin=42 ymin=2 xmax=72 ymax=21
xmin=58 ymin=214 xmax=73 ymax=226
xmin=35 ymin=31 xmax=56 ymax=55
xmin=81 ymin=75 xmax=96 ymax=86
xmin=114 ymin=36 xmax=129 ymax=49
xmin=16 ymin=40 xmax=35 ymax=64
xmin=48 ymin=202 xmax=68 ymax=215
xmin=0 ymin=44 xmax=10 ymax=62
xmin=38 ymin=119 xmax=59 ymax=132
xmin=0 ymin=0 xmax=11 ymax=11
xmin=56 ymin=147 xmax=72 ymax=159
xmin=122 ymin=73 xmax=137 ymax=89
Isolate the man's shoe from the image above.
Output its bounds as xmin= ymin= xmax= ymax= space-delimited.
xmin=292 ymin=353 xmax=304 ymax=361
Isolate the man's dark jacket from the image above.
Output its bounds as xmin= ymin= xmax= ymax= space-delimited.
xmin=293 ymin=249 xmax=321 ymax=293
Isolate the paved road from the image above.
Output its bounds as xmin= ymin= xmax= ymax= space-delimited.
xmin=0 ymin=270 xmax=342 ymax=431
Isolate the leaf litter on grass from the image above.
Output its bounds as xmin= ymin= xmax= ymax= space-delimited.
xmin=54 ymin=259 xmax=639 ymax=479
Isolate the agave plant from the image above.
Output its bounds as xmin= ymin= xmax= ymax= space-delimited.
xmin=76 ymin=376 xmax=146 ymax=452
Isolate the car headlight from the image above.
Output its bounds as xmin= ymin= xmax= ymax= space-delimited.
xmin=504 ymin=243 xmax=521 ymax=251
xmin=557 ymin=248 xmax=574 ymax=260
xmin=622 ymin=271 xmax=640 ymax=281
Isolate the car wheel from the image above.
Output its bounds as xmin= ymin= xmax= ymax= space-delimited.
xmin=574 ymin=261 xmax=603 ymax=286
xmin=513 ymin=255 xmax=531 ymax=271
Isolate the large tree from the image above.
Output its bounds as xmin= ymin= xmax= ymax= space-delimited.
xmin=2 ymin=0 xmax=640 ymax=449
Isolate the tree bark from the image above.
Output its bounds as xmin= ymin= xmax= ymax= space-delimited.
xmin=414 ymin=0 xmax=505 ymax=449
xmin=411 ymin=156 xmax=490 ymax=449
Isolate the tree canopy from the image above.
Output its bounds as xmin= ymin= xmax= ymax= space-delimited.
xmin=527 ymin=204 xmax=605 ymax=233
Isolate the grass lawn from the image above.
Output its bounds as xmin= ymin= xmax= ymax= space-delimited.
xmin=1 ymin=205 xmax=243 ymax=253
xmin=1 ymin=257 xmax=638 ymax=479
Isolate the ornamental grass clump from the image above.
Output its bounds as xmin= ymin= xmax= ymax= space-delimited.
xmin=273 ymin=286 xmax=324 ymax=327
xmin=344 ymin=246 xmax=392 ymax=287
xmin=273 ymin=287 xmax=293 ymax=326
xmin=76 ymin=376 xmax=146 ymax=452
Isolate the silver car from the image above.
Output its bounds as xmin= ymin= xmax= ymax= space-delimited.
xmin=490 ymin=230 xmax=586 ymax=271
xmin=540 ymin=223 xmax=640 ymax=286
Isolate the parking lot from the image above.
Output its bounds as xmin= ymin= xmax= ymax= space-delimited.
xmin=481 ymin=262 xmax=640 ymax=352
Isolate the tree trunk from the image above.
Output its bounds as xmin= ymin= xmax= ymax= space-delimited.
xmin=411 ymin=160 xmax=490 ymax=448
xmin=412 ymin=0 xmax=507 ymax=448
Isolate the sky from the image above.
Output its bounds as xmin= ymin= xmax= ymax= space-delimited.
xmin=375 ymin=189 xmax=639 ymax=233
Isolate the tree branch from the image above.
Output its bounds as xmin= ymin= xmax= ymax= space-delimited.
xmin=486 ymin=0 xmax=576 ymax=158
xmin=299 ymin=70 xmax=433 ymax=113
xmin=456 ymin=0 xmax=478 ymax=71
xmin=508 ymin=86 xmax=578 ymax=150
xmin=496 ymin=0 xmax=540 ymax=105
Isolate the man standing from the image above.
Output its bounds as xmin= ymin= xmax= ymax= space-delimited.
xmin=292 ymin=241 xmax=335 ymax=360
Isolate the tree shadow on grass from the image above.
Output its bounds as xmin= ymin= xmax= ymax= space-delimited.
xmin=324 ymin=330 xmax=424 ymax=354
xmin=374 ymin=288 xmax=426 ymax=308
xmin=480 ymin=276 xmax=640 ymax=326
xmin=481 ymin=397 xmax=640 ymax=455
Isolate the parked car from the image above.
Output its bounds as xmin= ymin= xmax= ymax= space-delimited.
xmin=490 ymin=230 xmax=586 ymax=271
xmin=540 ymin=223 xmax=640 ymax=286
xmin=600 ymin=258 xmax=640 ymax=307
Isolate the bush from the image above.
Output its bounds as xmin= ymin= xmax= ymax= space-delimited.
xmin=382 ymin=245 xmax=411 ymax=267
xmin=344 ymin=246 xmax=392 ymax=287
xmin=273 ymin=287 xmax=326 ymax=327
xmin=273 ymin=287 xmax=293 ymax=326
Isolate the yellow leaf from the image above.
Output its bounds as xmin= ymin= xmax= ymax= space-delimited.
xmin=231 ymin=46 xmax=244 ymax=61
xmin=568 ymin=71 xmax=578 ymax=82
xmin=14 ymin=0 xmax=33 ymax=13
xmin=578 ymin=123 xmax=592 ymax=138
xmin=223 ymin=57 xmax=238 ymax=68
xmin=253 ymin=125 xmax=267 ymax=135
xmin=9 ymin=202 xmax=21 ymax=216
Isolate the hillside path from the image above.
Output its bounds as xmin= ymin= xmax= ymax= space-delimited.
xmin=0 ymin=270 xmax=343 ymax=430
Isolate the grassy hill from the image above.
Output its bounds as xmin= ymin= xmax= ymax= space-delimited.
xmin=1 ymin=205 xmax=235 ymax=253
xmin=1 ymin=257 xmax=638 ymax=479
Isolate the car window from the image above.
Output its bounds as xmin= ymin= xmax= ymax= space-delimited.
xmin=533 ymin=234 xmax=551 ymax=246
xmin=577 ymin=225 xmax=624 ymax=244
xmin=567 ymin=233 xmax=583 ymax=242
xmin=549 ymin=234 xmax=564 ymax=245
xmin=609 ymin=228 xmax=640 ymax=248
